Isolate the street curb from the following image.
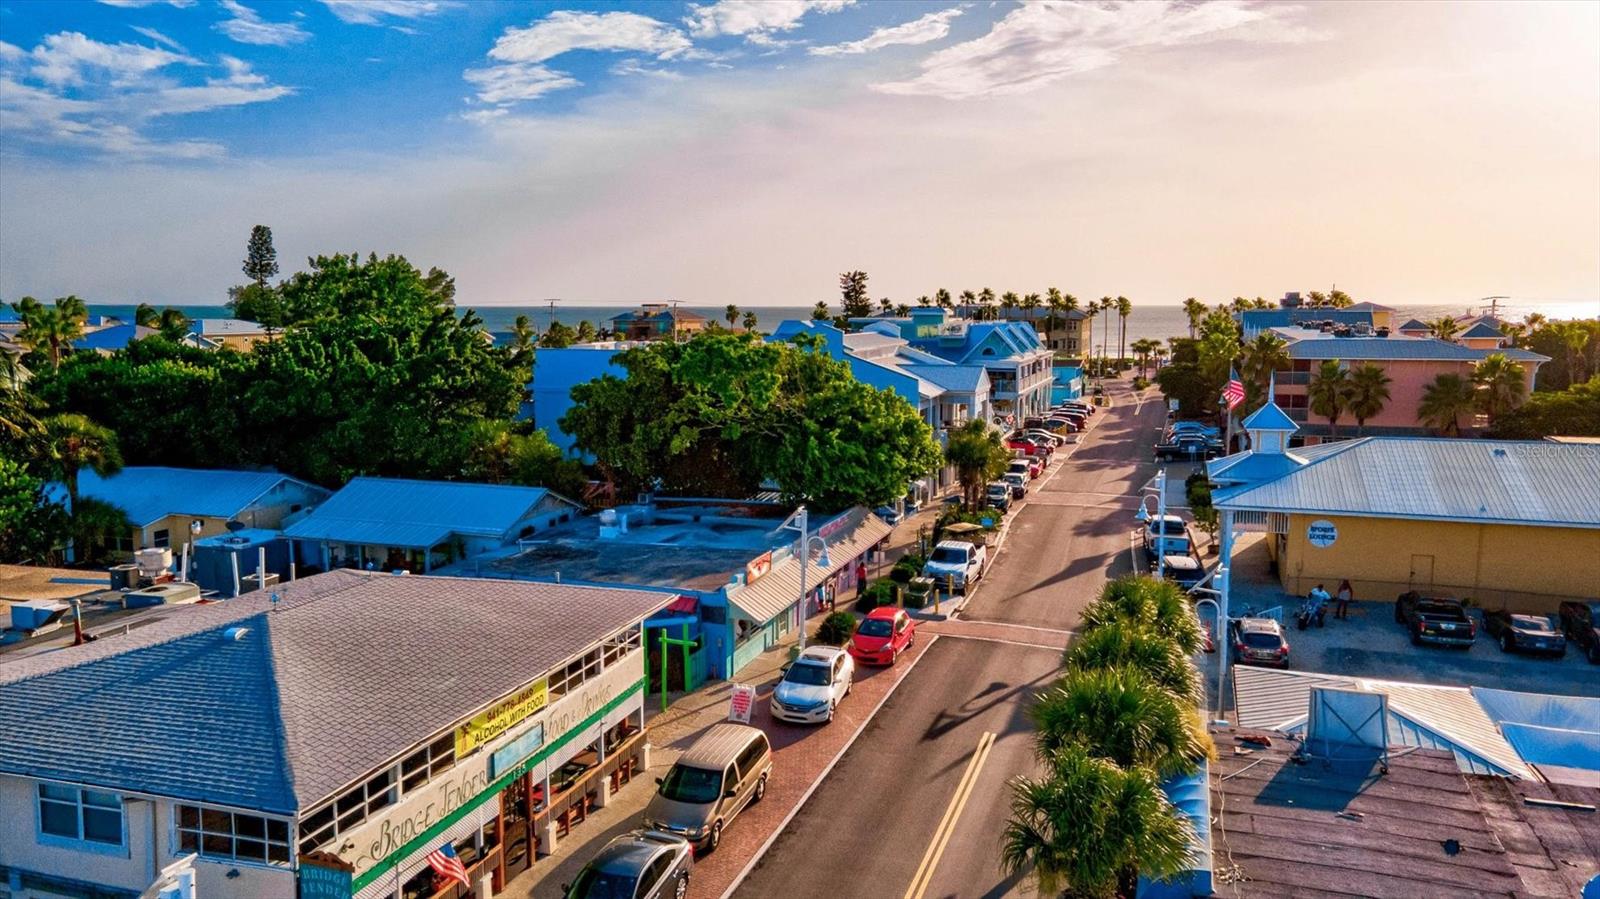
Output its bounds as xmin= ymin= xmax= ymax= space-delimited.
xmin=717 ymin=634 xmax=941 ymax=899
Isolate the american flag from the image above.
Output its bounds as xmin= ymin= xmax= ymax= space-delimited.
xmin=426 ymin=842 xmax=471 ymax=890
xmin=1222 ymin=371 xmax=1246 ymax=410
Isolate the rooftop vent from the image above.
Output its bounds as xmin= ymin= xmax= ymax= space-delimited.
xmin=1492 ymin=448 xmax=1508 ymax=457
xmin=223 ymin=627 xmax=250 ymax=641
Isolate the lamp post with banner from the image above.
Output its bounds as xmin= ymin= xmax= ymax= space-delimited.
xmin=780 ymin=506 xmax=832 ymax=654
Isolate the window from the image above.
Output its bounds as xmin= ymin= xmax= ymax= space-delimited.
xmin=602 ymin=626 xmax=641 ymax=666
xmin=300 ymin=736 xmax=454 ymax=854
xmin=734 ymin=736 xmax=767 ymax=780
xmin=152 ymin=529 xmax=170 ymax=548
xmin=549 ymin=647 xmax=603 ymax=696
xmin=178 ymin=805 xmax=290 ymax=865
xmin=37 ymin=784 xmax=123 ymax=848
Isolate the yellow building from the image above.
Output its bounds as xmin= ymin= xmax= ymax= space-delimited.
xmin=73 ymin=466 xmax=330 ymax=555
xmin=1210 ymin=401 xmax=1600 ymax=613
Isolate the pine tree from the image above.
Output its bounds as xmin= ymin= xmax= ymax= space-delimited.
xmin=243 ymin=225 xmax=279 ymax=290
xmin=839 ymin=270 xmax=872 ymax=319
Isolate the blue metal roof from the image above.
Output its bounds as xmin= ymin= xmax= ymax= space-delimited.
xmin=74 ymin=467 xmax=320 ymax=527
xmin=1241 ymin=401 xmax=1298 ymax=432
xmin=72 ymin=323 xmax=156 ymax=351
xmin=1241 ymin=308 xmax=1374 ymax=331
xmin=1213 ymin=437 xmax=1600 ymax=528
xmin=902 ymin=363 xmax=987 ymax=394
xmin=284 ymin=477 xmax=574 ymax=548
xmin=1285 ymin=335 xmax=1546 ymax=362
xmin=1460 ymin=321 xmax=1504 ymax=339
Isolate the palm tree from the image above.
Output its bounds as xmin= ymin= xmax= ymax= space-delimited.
xmin=1116 ymin=296 xmax=1132 ymax=370
xmin=1001 ymin=745 xmax=1192 ymax=899
xmin=1022 ymin=292 xmax=1042 ymax=324
xmin=1525 ymin=312 xmax=1547 ymax=332
xmin=1497 ymin=321 xmax=1526 ymax=348
xmin=1081 ymin=576 xmax=1204 ymax=655
xmin=1129 ymin=339 xmax=1159 ymax=378
xmin=15 ymin=295 xmax=88 ymax=368
xmin=1044 ymin=288 xmax=1065 ymax=332
xmin=979 ymin=287 xmax=997 ymax=321
xmin=1182 ymin=297 xmax=1206 ymax=339
xmin=742 ymin=310 xmax=759 ymax=331
xmin=958 ymin=290 xmax=976 ymax=316
xmin=1473 ymin=352 xmax=1526 ymax=425
xmin=40 ymin=413 xmax=122 ymax=514
xmin=511 ymin=314 xmax=535 ymax=352
xmin=1417 ymin=372 xmax=1476 ymax=436
xmin=894 ymin=304 xmax=911 ymax=317
xmin=877 ymin=296 xmax=895 ymax=316
xmin=935 ymin=288 xmax=953 ymax=310
xmin=1096 ymin=297 xmax=1114 ymax=369
xmin=915 ymin=295 xmax=931 ymax=307
xmin=724 ymin=304 xmax=739 ymax=327
xmin=1031 ymin=666 xmax=1206 ymax=774
xmin=945 ymin=419 xmax=1010 ymax=511
xmin=1064 ymin=618 xmax=1202 ymax=707
xmin=1346 ymin=363 xmax=1392 ymax=435
xmin=1229 ymin=296 xmax=1251 ymax=314
xmin=1555 ymin=321 xmax=1590 ymax=384
xmin=1307 ymin=360 xmax=1351 ymax=437
xmin=1000 ymin=291 xmax=1021 ymax=316
xmin=1428 ymin=316 xmax=1461 ymax=341
xmin=157 ymin=307 xmax=189 ymax=342
xmin=134 ymin=303 xmax=158 ymax=328
xmin=575 ymin=320 xmax=597 ymax=343
xmin=1239 ymin=333 xmax=1290 ymax=409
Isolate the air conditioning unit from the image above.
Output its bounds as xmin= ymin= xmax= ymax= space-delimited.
xmin=240 ymin=572 xmax=280 ymax=593
xmin=123 ymin=581 xmax=202 ymax=609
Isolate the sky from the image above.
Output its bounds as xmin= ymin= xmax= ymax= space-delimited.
xmin=1 ymin=0 xmax=1597 ymax=309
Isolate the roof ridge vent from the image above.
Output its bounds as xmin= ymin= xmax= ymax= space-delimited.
xmin=223 ymin=626 xmax=250 ymax=641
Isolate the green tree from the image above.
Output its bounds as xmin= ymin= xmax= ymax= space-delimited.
xmin=1081 ymin=576 xmax=1204 ymax=656
xmin=915 ymin=295 xmax=932 ymax=307
xmin=134 ymin=303 xmax=158 ymax=328
xmin=978 ymin=288 xmax=996 ymax=321
xmin=1001 ymin=745 xmax=1192 ymax=899
xmin=1116 ymin=296 xmax=1132 ymax=368
xmin=14 ymin=296 xmax=88 ymax=369
xmin=39 ymin=413 xmax=122 ymax=514
xmin=945 ymin=418 xmax=1011 ymax=511
xmin=1346 ymin=363 xmax=1392 ymax=435
xmin=742 ymin=310 xmax=759 ymax=332
xmin=1428 ymin=316 xmax=1461 ymax=341
xmin=1064 ymin=618 xmax=1202 ymax=707
xmin=575 ymin=320 xmax=597 ymax=344
xmin=811 ymin=301 xmax=831 ymax=321
xmin=243 ymin=224 xmax=279 ymax=290
xmin=511 ymin=315 xmax=536 ymax=353
xmin=1031 ymin=666 xmax=1206 ymax=775
xmin=457 ymin=420 xmax=586 ymax=499
xmin=1044 ymin=288 xmax=1065 ymax=332
xmin=816 ymin=611 xmax=857 ymax=646
xmin=1182 ymin=298 xmax=1206 ymax=339
xmin=0 ymin=456 xmax=70 ymax=563
xmin=1153 ymin=362 xmax=1212 ymax=417
xmin=225 ymin=282 xmax=285 ymax=328
xmin=1489 ymin=377 xmax=1600 ymax=438
xmin=935 ymin=288 xmax=953 ymax=310
xmin=839 ymin=270 xmax=872 ymax=319
xmin=724 ymin=304 xmax=739 ymax=327
xmin=1001 ymin=291 xmax=1021 ymax=314
xmin=539 ymin=322 xmax=577 ymax=348
xmin=1473 ymin=352 xmax=1526 ymax=425
xmin=276 ymin=252 xmax=456 ymax=324
xmin=1417 ymin=372 xmax=1477 ymax=436
xmin=1022 ymin=292 xmax=1043 ymax=323
xmin=894 ymin=303 xmax=911 ymax=317
xmin=1307 ymin=360 xmax=1350 ymax=437
xmin=157 ymin=307 xmax=189 ymax=342
xmin=1129 ymin=338 xmax=1159 ymax=378
xmin=1238 ymin=332 xmax=1288 ymax=410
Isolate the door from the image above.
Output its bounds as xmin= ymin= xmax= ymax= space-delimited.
xmin=501 ymin=774 xmax=532 ymax=884
xmin=1409 ymin=555 xmax=1435 ymax=588
xmin=634 ymin=852 xmax=673 ymax=899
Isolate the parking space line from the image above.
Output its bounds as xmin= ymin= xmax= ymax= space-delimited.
xmin=904 ymin=729 xmax=997 ymax=899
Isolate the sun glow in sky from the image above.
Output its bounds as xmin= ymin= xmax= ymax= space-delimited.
xmin=1 ymin=0 xmax=1596 ymax=308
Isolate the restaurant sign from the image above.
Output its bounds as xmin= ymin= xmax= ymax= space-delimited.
xmin=745 ymin=551 xmax=773 ymax=584
xmin=455 ymin=678 xmax=549 ymax=757
xmin=298 ymin=852 xmax=354 ymax=899
xmin=1307 ymin=519 xmax=1338 ymax=548
xmin=489 ymin=722 xmax=545 ymax=779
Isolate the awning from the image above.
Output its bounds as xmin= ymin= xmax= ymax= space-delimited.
xmin=728 ymin=508 xmax=892 ymax=624
xmin=665 ymin=595 xmax=698 ymax=614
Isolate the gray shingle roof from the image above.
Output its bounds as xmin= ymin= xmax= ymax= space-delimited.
xmin=0 ymin=571 xmax=669 ymax=812
xmin=1213 ymin=438 xmax=1600 ymax=528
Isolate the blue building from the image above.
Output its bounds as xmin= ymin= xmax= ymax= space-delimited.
xmin=71 ymin=323 xmax=157 ymax=354
xmin=528 ymin=343 xmax=639 ymax=457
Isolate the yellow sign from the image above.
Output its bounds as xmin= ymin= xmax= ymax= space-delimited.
xmin=455 ymin=679 xmax=549 ymax=757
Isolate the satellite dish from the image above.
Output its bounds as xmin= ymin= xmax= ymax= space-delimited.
xmin=225 ymin=520 xmax=247 ymax=533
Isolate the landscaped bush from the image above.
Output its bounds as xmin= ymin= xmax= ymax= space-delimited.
xmin=856 ymin=580 xmax=896 ymax=612
xmin=888 ymin=557 xmax=921 ymax=583
xmin=815 ymin=610 xmax=858 ymax=646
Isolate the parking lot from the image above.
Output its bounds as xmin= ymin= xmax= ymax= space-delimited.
xmin=1220 ymin=534 xmax=1598 ymax=699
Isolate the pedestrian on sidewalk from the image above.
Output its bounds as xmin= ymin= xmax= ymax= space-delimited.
xmin=856 ymin=559 xmax=868 ymax=599
xmin=1335 ymin=579 xmax=1354 ymax=620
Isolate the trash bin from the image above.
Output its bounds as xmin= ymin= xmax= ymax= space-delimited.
xmin=109 ymin=564 xmax=139 ymax=591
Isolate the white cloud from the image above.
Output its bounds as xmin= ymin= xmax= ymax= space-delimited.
xmin=876 ymin=0 xmax=1319 ymax=99
xmin=130 ymin=26 xmax=186 ymax=52
xmin=488 ymin=11 xmax=691 ymax=64
xmin=611 ymin=59 xmax=685 ymax=80
xmin=464 ymin=62 xmax=580 ymax=104
xmin=810 ymin=7 xmax=962 ymax=57
xmin=98 ymin=0 xmax=196 ymax=7
xmin=0 ymin=35 xmax=291 ymax=159
xmin=320 ymin=1 xmax=448 ymax=26
xmin=685 ymin=0 xmax=853 ymax=42
xmin=28 ymin=31 xmax=194 ymax=87
xmin=215 ymin=0 xmax=311 ymax=47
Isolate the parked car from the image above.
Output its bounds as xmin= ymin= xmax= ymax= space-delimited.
xmin=1557 ymin=601 xmax=1600 ymax=664
xmin=923 ymin=539 xmax=986 ymax=589
xmin=873 ymin=505 xmax=903 ymax=526
xmin=1154 ymin=434 xmax=1219 ymax=461
xmin=1055 ymin=401 xmax=1093 ymax=415
xmin=1160 ymin=554 xmax=1207 ymax=592
xmin=849 ymin=606 xmax=916 ymax=666
xmin=1230 ymin=617 xmax=1289 ymax=668
xmin=771 ymin=646 xmax=854 ymax=723
xmin=1482 ymin=610 xmax=1567 ymax=657
xmin=1169 ymin=420 xmax=1220 ymax=438
xmin=1395 ymin=592 xmax=1477 ymax=647
xmin=564 ymin=830 xmax=692 ymax=899
xmin=1142 ymin=514 xmax=1192 ymax=558
xmin=985 ymin=482 xmax=1012 ymax=512
xmin=1007 ymin=459 xmax=1033 ymax=482
xmin=1003 ymin=472 xmax=1028 ymax=499
xmin=1043 ymin=417 xmax=1080 ymax=433
xmin=1007 ymin=437 xmax=1046 ymax=456
xmin=643 ymin=724 xmax=771 ymax=852
xmin=1024 ymin=428 xmax=1066 ymax=447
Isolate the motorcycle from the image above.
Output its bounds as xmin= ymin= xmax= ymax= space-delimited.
xmin=1296 ymin=593 xmax=1328 ymax=630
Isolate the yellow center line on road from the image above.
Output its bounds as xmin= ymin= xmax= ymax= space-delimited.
xmin=904 ymin=730 xmax=997 ymax=899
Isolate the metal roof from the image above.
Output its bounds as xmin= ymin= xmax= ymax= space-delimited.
xmin=71 ymin=323 xmax=157 ymax=351
xmin=73 ymin=466 xmax=326 ymax=528
xmin=1232 ymin=666 xmax=1534 ymax=778
xmin=901 ymin=363 xmax=987 ymax=394
xmin=0 ymin=570 xmax=669 ymax=812
xmin=1282 ymin=334 xmax=1547 ymax=362
xmin=1212 ymin=437 xmax=1600 ymax=528
xmin=1460 ymin=321 xmax=1504 ymax=339
xmin=728 ymin=508 xmax=892 ymax=623
xmin=284 ymin=477 xmax=577 ymax=548
xmin=191 ymin=318 xmax=267 ymax=336
xmin=1239 ymin=400 xmax=1297 ymax=432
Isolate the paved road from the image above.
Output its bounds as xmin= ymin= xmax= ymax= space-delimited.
xmin=732 ymin=383 xmax=1163 ymax=899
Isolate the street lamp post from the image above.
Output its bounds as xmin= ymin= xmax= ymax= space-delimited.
xmin=1134 ymin=467 xmax=1169 ymax=580
xmin=787 ymin=506 xmax=832 ymax=654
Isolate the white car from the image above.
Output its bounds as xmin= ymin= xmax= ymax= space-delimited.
xmin=770 ymin=646 xmax=853 ymax=724
xmin=924 ymin=540 xmax=986 ymax=589
xmin=1024 ymin=429 xmax=1066 ymax=447
xmin=1142 ymin=514 xmax=1193 ymax=557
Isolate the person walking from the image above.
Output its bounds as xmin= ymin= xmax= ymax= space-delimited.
xmin=856 ymin=559 xmax=868 ymax=599
xmin=1335 ymin=579 xmax=1354 ymax=619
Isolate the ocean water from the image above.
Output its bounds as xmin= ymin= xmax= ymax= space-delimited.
xmin=69 ymin=298 xmax=1600 ymax=348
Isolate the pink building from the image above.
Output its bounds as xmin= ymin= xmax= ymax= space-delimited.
xmin=1268 ymin=328 xmax=1547 ymax=443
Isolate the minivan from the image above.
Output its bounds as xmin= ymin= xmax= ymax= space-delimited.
xmin=643 ymin=724 xmax=771 ymax=852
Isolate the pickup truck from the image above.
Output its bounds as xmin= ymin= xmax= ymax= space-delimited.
xmin=1395 ymin=592 xmax=1477 ymax=647
xmin=923 ymin=540 xmax=986 ymax=590
xmin=1557 ymin=601 xmax=1600 ymax=664
xmin=1154 ymin=435 xmax=1219 ymax=461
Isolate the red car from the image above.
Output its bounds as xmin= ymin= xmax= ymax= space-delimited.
xmin=1006 ymin=438 xmax=1045 ymax=457
xmin=849 ymin=607 xmax=916 ymax=666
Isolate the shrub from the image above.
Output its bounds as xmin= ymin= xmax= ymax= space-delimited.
xmin=815 ymin=611 xmax=858 ymax=646
xmin=889 ymin=558 xmax=920 ymax=584
xmin=857 ymin=580 xmax=896 ymax=612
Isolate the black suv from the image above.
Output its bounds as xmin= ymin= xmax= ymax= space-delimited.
xmin=1558 ymin=601 xmax=1600 ymax=664
xmin=565 ymin=830 xmax=692 ymax=899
